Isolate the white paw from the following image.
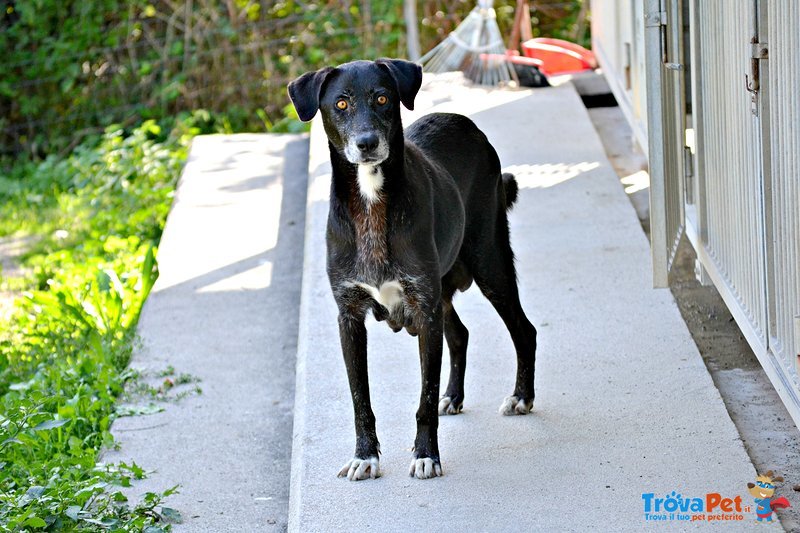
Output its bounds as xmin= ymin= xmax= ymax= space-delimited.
xmin=438 ymin=396 xmax=462 ymax=415
xmin=337 ymin=456 xmax=380 ymax=481
xmin=408 ymin=457 xmax=442 ymax=479
xmin=499 ymin=395 xmax=533 ymax=416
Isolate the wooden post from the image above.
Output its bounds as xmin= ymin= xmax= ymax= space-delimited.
xmin=404 ymin=0 xmax=421 ymax=61
xmin=509 ymin=0 xmax=524 ymax=52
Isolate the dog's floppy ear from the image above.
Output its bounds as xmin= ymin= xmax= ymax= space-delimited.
xmin=287 ymin=67 xmax=334 ymax=122
xmin=376 ymin=58 xmax=423 ymax=111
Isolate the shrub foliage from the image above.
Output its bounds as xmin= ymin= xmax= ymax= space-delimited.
xmin=0 ymin=118 xmax=204 ymax=531
xmin=0 ymin=0 xmax=588 ymax=159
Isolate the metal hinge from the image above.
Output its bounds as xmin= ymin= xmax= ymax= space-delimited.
xmin=645 ymin=10 xmax=666 ymax=27
xmin=648 ymin=8 xmax=684 ymax=70
xmin=751 ymin=42 xmax=769 ymax=59
xmin=683 ymin=146 xmax=694 ymax=179
xmin=746 ymin=41 xmax=768 ymax=115
xmin=683 ymin=145 xmax=694 ymax=205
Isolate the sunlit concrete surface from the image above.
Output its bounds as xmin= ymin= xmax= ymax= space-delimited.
xmin=106 ymin=134 xmax=308 ymax=532
xmin=103 ymin=75 xmax=777 ymax=532
xmin=288 ymin=76 xmax=776 ymax=532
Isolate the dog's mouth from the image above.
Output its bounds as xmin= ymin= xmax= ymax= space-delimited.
xmin=346 ymin=151 xmax=388 ymax=165
xmin=358 ymin=155 xmax=385 ymax=164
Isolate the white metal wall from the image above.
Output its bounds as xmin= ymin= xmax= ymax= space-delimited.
xmin=692 ymin=0 xmax=768 ymax=344
xmin=645 ymin=0 xmax=685 ymax=287
xmin=764 ymin=0 xmax=800 ymax=393
xmin=686 ymin=0 xmax=800 ymax=423
xmin=591 ymin=0 xmax=648 ymax=153
xmin=599 ymin=0 xmax=800 ymax=426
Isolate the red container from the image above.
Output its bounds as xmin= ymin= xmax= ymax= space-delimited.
xmin=521 ymin=38 xmax=596 ymax=75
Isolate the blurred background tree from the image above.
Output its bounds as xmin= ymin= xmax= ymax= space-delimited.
xmin=0 ymin=0 xmax=589 ymax=161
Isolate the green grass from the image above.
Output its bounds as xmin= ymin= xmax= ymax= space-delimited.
xmin=0 ymin=116 xmax=208 ymax=531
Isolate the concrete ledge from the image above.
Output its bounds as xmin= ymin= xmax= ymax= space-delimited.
xmin=106 ymin=134 xmax=308 ymax=532
xmin=288 ymin=75 xmax=771 ymax=531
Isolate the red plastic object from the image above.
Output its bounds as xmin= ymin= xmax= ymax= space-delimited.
xmin=521 ymin=37 xmax=596 ymax=75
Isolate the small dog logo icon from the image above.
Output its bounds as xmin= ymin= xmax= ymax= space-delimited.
xmin=747 ymin=471 xmax=791 ymax=522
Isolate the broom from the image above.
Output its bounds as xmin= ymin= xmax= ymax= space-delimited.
xmin=419 ymin=0 xmax=517 ymax=87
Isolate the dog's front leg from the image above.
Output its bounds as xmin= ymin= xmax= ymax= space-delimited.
xmin=409 ymin=302 xmax=444 ymax=479
xmin=337 ymin=312 xmax=381 ymax=481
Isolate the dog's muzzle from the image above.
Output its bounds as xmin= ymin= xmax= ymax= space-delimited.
xmin=345 ymin=133 xmax=389 ymax=164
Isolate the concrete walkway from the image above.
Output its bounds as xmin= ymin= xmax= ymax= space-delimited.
xmin=289 ymin=77 xmax=774 ymax=531
xmin=106 ymin=134 xmax=308 ymax=531
xmin=103 ymin=78 xmax=778 ymax=532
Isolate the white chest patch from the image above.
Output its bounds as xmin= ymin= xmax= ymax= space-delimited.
xmin=350 ymin=280 xmax=404 ymax=310
xmin=358 ymin=164 xmax=384 ymax=203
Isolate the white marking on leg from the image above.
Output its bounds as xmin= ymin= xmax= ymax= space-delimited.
xmin=499 ymin=395 xmax=533 ymax=416
xmin=438 ymin=396 xmax=462 ymax=415
xmin=409 ymin=457 xmax=442 ymax=479
xmin=338 ymin=456 xmax=380 ymax=481
xmin=358 ymin=164 xmax=384 ymax=203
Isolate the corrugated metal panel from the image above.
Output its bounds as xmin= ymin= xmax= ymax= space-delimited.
xmin=694 ymin=0 xmax=768 ymax=345
xmin=594 ymin=0 xmax=800 ymax=423
xmin=646 ymin=0 xmax=685 ymax=287
xmin=663 ymin=0 xmax=685 ymax=273
xmin=766 ymin=0 xmax=800 ymax=389
xmin=630 ymin=2 xmax=647 ymax=135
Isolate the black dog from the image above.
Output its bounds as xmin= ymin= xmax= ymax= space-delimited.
xmin=288 ymin=59 xmax=537 ymax=480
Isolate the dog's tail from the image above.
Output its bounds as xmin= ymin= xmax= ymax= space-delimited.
xmin=502 ymin=173 xmax=519 ymax=210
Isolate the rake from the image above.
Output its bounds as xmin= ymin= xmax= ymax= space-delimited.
xmin=419 ymin=0 xmax=517 ymax=86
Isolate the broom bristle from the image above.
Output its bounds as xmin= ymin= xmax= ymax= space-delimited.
xmin=419 ymin=2 xmax=516 ymax=86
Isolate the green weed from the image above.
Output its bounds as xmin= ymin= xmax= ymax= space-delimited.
xmin=0 ymin=116 xmax=204 ymax=530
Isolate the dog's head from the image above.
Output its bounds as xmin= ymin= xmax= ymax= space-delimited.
xmin=747 ymin=471 xmax=783 ymax=499
xmin=288 ymin=59 xmax=422 ymax=165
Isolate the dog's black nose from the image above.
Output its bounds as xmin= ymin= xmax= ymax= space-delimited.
xmin=355 ymin=133 xmax=379 ymax=153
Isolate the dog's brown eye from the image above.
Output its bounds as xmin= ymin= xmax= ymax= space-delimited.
xmin=376 ymin=95 xmax=388 ymax=105
xmin=336 ymin=100 xmax=348 ymax=110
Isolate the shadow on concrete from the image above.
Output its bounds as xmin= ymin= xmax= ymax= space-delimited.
xmin=108 ymin=134 xmax=309 ymax=532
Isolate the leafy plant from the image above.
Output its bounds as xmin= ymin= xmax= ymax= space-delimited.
xmin=0 ymin=117 xmax=199 ymax=530
xmin=0 ymin=0 xmax=588 ymax=161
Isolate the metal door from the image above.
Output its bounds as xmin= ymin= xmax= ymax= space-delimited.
xmin=674 ymin=0 xmax=800 ymax=424
xmin=645 ymin=0 xmax=685 ymax=288
xmin=762 ymin=0 xmax=800 ymax=407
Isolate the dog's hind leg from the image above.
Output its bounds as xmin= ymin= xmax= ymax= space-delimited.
xmin=439 ymin=302 xmax=468 ymax=415
xmin=409 ymin=301 xmax=444 ymax=479
xmin=439 ymin=299 xmax=469 ymax=415
xmin=471 ymin=225 xmax=537 ymax=416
